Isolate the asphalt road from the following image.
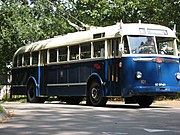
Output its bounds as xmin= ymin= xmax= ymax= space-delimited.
xmin=1 ymin=101 xmax=180 ymax=135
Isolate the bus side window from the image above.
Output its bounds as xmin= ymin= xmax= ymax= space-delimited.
xmin=58 ymin=46 xmax=67 ymax=62
xmin=123 ymin=36 xmax=130 ymax=54
xmin=18 ymin=54 xmax=22 ymax=67
xmin=32 ymin=51 xmax=39 ymax=65
xmin=49 ymin=49 xmax=57 ymax=63
xmin=80 ymin=42 xmax=91 ymax=59
xmin=40 ymin=50 xmax=47 ymax=65
xmin=111 ymin=39 xmax=120 ymax=57
xmin=93 ymin=41 xmax=105 ymax=58
xmin=23 ymin=53 xmax=30 ymax=66
xmin=69 ymin=45 xmax=79 ymax=60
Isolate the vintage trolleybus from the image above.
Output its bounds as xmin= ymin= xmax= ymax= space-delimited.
xmin=11 ymin=21 xmax=180 ymax=107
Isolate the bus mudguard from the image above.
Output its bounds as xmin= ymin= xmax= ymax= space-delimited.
xmin=27 ymin=76 xmax=40 ymax=97
xmin=87 ymin=73 xmax=106 ymax=96
xmin=87 ymin=73 xmax=104 ymax=86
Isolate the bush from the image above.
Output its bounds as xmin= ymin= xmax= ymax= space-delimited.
xmin=1 ymin=95 xmax=27 ymax=103
xmin=0 ymin=105 xmax=4 ymax=113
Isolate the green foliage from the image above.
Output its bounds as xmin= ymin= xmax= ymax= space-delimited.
xmin=0 ymin=0 xmax=71 ymax=74
xmin=0 ymin=105 xmax=4 ymax=113
xmin=1 ymin=94 xmax=27 ymax=103
xmin=0 ymin=0 xmax=179 ymax=73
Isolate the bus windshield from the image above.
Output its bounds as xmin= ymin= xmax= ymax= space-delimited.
xmin=156 ymin=37 xmax=174 ymax=55
xmin=128 ymin=36 xmax=175 ymax=55
xmin=128 ymin=36 xmax=156 ymax=54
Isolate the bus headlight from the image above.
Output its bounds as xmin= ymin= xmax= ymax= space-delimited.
xmin=136 ymin=71 xmax=142 ymax=79
xmin=176 ymin=73 xmax=180 ymax=80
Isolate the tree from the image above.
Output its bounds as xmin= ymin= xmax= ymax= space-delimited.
xmin=67 ymin=0 xmax=179 ymax=40
xmin=0 ymin=0 xmax=70 ymax=74
xmin=0 ymin=0 xmax=179 ymax=74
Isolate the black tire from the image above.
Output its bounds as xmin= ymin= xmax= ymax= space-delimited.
xmin=27 ymin=82 xmax=46 ymax=103
xmin=136 ymin=96 xmax=154 ymax=108
xmin=87 ymin=82 xmax=107 ymax=106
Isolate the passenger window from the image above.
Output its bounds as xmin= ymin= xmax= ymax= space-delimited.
xmin=40 ymin=50 xmax=47 ymax=65
xmin=80 ymin=43 xmax=91 ymax=59
xmin=123 ymin=36 xmax=130 ymax=54
xmin=23 ymin=53 xmax=30 ymax=66
xmin=110 ymin=39 xmax=118 ymax=57
xmin=32 ymin=51 xmax=39 ymax=65
xmin=93 ymin=41 xmax=105 ymax=58
xmin=69 ymin=45 xmax=79 ymax=60
xmin=58 ymin=47 xmax=67 ymax=62
xmin=18 ymin=54 xmax=22 ymax=67
xmin=49 ymin=49 xmax=57 ymax=63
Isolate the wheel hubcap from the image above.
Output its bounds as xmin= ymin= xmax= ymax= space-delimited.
xmin=91 ymin=87 xmax=99 ymax=101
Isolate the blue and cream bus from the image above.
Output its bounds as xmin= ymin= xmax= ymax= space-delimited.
xmin=11 ymin=22 xmax=180 ymax=107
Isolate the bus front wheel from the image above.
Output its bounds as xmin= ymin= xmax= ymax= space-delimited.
xmin=87 ymin=82 xmax=107 ymax=106
xmin=136 ymin=96 xmax=154 ymax=108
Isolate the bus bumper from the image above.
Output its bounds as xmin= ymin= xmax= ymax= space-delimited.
xmin=122 ymin=86 xmax=180 ymax=97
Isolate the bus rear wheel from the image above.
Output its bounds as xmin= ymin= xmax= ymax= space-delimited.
xmin=87 ymin=82 xmax=107 ymax=106
xmin=136 ymin=96 xmax=154 ymax=108
xmin=27 ymin=82 xmax=46 ymax=103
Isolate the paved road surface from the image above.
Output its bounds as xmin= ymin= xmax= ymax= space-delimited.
xmin=1 ymin=101 xmax=180 ymax=135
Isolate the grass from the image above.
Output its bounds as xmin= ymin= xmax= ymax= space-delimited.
xmin=0 ymin=105 xmax=4 ymax=113
xmin=1 ymin=95 xmax=27 ymax=103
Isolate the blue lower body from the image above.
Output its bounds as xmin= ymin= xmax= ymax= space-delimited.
xmin=121 ymin=85 xmax=180 ymax=97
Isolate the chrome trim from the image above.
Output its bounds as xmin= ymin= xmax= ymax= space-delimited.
xmin=12 ymin=85 xmax=26 ymax=87
xmin=47 ymin=83 xmax=87 ymax=87
xmin=133 ymin=58 xmax=154 ymax=62
xmin=164 ymin=59 xmax=179 ymax=63
xmin=133 ymin=58 xmax=179 ymax=63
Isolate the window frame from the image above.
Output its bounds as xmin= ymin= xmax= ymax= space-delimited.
xmin=23 ymin=52 xmax=30 ymax=66
xmin=32 ymin=51 xmax=39 ymax=65
xmin=58 ymin=46 xmax=68 ymax=62
xmin=17 ymin=54 xmax=22 ymax=67
xmin=93 ymin=41 xmax=105 ymax=58
xmin=69 ymin=45 xmax=79 ymax=61
xmin=49 ymin=48 xmax=58 ymax=63
xmin=80 ymin=42 xmax=91 ymax=59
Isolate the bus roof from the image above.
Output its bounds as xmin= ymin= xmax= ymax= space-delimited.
xmin=14 ymin=23 xmax=176 ymax=55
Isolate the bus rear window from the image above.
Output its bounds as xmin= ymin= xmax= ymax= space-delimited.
xmin=13 ymin=56 xmax=17 ymax=67
xmin=18 ymin=54 xmax=22 ymax=67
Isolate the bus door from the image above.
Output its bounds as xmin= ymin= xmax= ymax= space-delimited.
xmin=110 ymin=36 xmax=130 ymax=96
xmin=108 ymin=38 xmax=122 ymax=96
xmin=39 ymin=50 xmax=47 ymax=95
